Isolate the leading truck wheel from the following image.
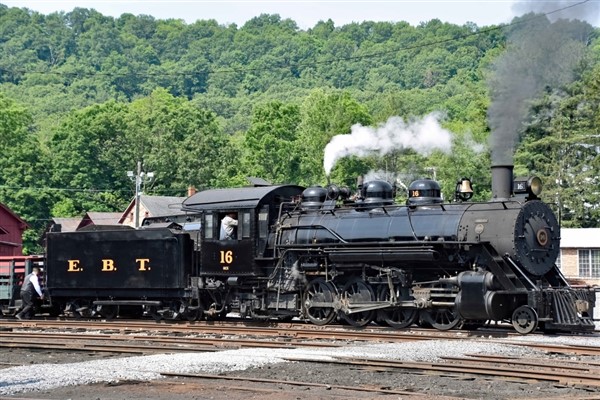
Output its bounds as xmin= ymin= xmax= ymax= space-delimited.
xmin=511 ymin=305 xmax=538 ymax=335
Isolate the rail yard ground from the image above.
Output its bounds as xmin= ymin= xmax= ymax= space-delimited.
xmin=1 ymin=321 xmax=600 ymax=400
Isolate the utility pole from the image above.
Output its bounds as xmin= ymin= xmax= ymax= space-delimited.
xmin=127 ymin=161 xmax=154 ymax=228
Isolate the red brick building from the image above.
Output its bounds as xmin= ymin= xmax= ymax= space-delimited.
xmin=0 ymin=203 xmax=28 ymax=256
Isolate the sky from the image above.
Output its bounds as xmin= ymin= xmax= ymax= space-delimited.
xmin=0 ymin=0 xmax=568 ymax=29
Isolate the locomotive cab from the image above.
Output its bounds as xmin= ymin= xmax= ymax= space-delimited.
xmin=195 ymin=208 xmax=256 ymax=276
xmin=182 ymin=184 xmax=305 ymax=278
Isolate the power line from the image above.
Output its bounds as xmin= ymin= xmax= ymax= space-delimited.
xmin=0 ymin=185 xmax=186 ymax=195
xmin=0 ymin=185 xmax=124 ymax=193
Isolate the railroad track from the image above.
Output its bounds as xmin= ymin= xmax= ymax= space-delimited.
xmin=0 ymin=330 xmax=342 ymax=354
xmin=1 ymin=318 xmax=599 ymax=398
xmin=2 ymin=318 xmax=599 ymax=356
xmin=279 ymin=353 xmax=600 ymax=388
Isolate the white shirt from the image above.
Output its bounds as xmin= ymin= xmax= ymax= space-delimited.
xmin=220 ymin=215 xmax=238 ymax=240
xmin=30 ymin=274 xmax=43 ymax=297
xmin=23 ymin=273 xmax=43 ymax=297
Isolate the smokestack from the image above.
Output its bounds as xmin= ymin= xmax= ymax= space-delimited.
xmin=187 ymin=185 xmax=197 ymax=197
xmin=491 ymin=165 xmax=513 ymax=201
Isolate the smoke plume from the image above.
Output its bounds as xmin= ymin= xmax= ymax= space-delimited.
xmin=512 ymin=0 xmax=599 ymax=23
xmin=323 ymin=113 xmax=452 ymax=176
xmin=488 ymin=0 xmax=598 ymax=165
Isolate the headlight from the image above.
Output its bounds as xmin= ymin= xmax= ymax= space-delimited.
xmin=528 ymin=176 xmax=543 ymax=196
xmin=514 ymin=176 xmax=543 ymax=198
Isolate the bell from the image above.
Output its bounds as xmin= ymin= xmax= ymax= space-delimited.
xmin=459 ymin=178 xmax=473 ymax=194
xmin=455 ymin=178 xmax=474 ymax=201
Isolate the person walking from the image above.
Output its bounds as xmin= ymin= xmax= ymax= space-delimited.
xmin=16 ymin=267 xmax=44 ymax=320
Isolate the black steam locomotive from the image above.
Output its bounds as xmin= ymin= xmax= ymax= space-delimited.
xmin=40 ymin=165 xmax=595 ymax=334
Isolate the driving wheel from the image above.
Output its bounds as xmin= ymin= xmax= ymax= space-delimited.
xmin=339 ymin=278 xmax=375 ymax=327
xmin=377 ymin=284 xmax=418 ymax=329
xmin=303 ymin=278 xmax=337 ymax=325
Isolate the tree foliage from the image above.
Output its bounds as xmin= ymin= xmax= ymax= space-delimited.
xmin=0 ymin=4 xmax=598 ymax=256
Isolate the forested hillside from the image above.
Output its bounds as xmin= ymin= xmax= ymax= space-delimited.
xmin=0 ymin=4 xmax=599 ymax=253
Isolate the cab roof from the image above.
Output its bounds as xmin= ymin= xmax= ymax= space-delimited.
xmin=182 ymin=185 xmax=305 ymax=211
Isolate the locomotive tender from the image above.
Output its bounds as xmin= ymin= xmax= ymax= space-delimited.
xmin=41 ymin=164 xmax=595 ymax=334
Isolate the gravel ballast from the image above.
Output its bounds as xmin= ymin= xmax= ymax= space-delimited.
xmin=1 ymin=335 xmax=598 ymax=397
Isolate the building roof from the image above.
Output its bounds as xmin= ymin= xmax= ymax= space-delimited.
xmin=118 ymin=195 xmax=187 ymax=224
xmin=0 ymin=203 xmax=28 ymax=229
xmin=141 ymin=195 xmax=186 ymax=216
xmin=561 ymin=228 xmax=600 ymax=248
xmin=51 ymin=217 xmax=82 ymax=232
xmin=77 ymin=212 xmax=122 ymax=230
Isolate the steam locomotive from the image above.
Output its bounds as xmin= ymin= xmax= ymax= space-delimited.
xmin=30 ymin=165 xmax=597 ymax=334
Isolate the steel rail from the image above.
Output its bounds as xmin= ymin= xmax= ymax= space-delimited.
xmin=0 ymin=332 xmax=341 ymax=355
xmin=0 ymin=319 xmax=436 ymax=342
xmin=3 ymin=319 xmax=599 ymax=357
xmin=282 ymin=355 xmax=600 ymax=387
xmin=160 ymin=371 xmax=429 ymax=396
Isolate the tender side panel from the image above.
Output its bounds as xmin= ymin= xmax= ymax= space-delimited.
xmin=46 ymin=229 xmax=192 ymax=291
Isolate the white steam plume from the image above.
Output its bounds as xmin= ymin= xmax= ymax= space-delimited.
xmin=323 ymin=113 xmax=452 ymax=176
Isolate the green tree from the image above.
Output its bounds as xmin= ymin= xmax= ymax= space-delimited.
xmin=296 ymin=89 xmax=373 ymax=186
xmin=48 ymin=100 xmax=131 ymax=214
xmin=0 ymin=93 xmax=52 ymax=253
xmin=241 ymin=101 xmax=301 ymax=184
xmin=125 ymin=88 xmax=230 ymax=191
xmin=516 ymin=73 xmax=600 ymax=227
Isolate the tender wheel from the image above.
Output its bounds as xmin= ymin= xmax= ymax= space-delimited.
xmin=166 ymin=300 xmax=185 ymax=320
xmin=339 ymin=278 xmax=375 ymax=327
xmin=304 ymin=278 xmax=337 ymax=326
xmin=377 ymin=285 xmax=418 ymax=329
xmin=99 ymin=305 xmax=119 ymax=320
xmin=69 ymin=299 xmax=93 ymax=319
xmin=512 ymin=305 xmax=538 ymax=335
xmin=146 ymin=305 xmax=162 ymax=321
xmin=185 ymin=301 xmax=204 ymax=322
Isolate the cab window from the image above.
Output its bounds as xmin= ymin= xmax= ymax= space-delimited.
xmin=259 ymin=211 xmax=268 ymax=238
xmin=219 ymin=212 xmax=239 ymax=240
xmin=204 ymin=214 xmax=214 ymax=239
xmin=241 ymin=212 xmax=251 ymax=239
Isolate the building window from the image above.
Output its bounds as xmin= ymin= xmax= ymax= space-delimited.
xmin=578 ymin=249 xmax=600 ymax=278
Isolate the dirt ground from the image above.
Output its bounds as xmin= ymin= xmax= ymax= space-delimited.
xmin=2 ymin=347 xmax=600 ymax=400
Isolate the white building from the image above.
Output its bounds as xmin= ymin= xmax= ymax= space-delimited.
xmin=559 ymin=228 xmax=600 ymax=287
